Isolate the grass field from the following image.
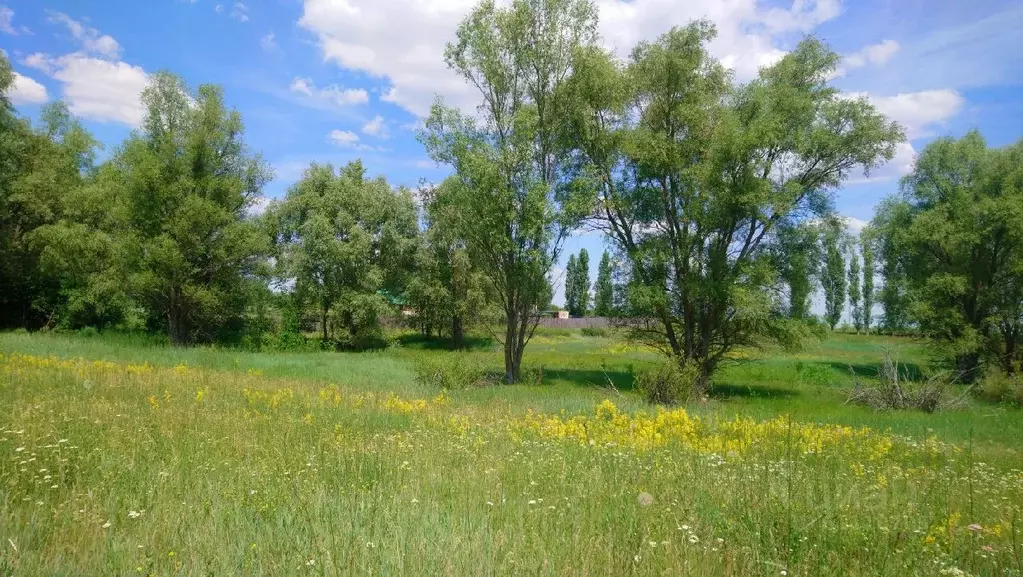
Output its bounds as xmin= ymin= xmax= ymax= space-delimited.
xmin=2 ymin=330 xmax=1022 ymax=575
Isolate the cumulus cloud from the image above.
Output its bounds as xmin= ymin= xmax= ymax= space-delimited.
xmin=863 ymin=89 xmax=964 ymax=140
xmin=10 ymin=72 xmax=49 ymax=105
xmin=23 ymin=13 xmax=150 ymax=126
xmin=48 ymin=12 xmax=122 ymax=58
xmin=48 ymin=55 xmax=149 ymax=125
xmin=298 ymin=0 xmax=843 ymax=117
xmin=22 ymin=12 xmax=149 ymax=126
xmin=290 ymin=77 xmax=369 ymax=107
xmin=361 ymin=115 xmax=389 ymax=138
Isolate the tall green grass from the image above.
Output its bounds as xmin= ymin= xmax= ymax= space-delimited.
xmin=1 ymin=330 xmax=1021 ymax=575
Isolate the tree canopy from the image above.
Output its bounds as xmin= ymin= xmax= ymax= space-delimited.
xmin=872 ymin=132 xmax=1023 ymax=378
xmin=560 ymin=22 xmax=903 ymax=389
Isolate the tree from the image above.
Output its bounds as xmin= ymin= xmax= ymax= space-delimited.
xmin=564 ymin=254 xmax=579 ymax=317
xmin=420 ymin=0 xmax=598 ymax=382
xmin=566 ymin=248 xmax=590 ymax=317
xmin=106 ymin=73 xmax=272 ymax=344
xmin=822 ymin=220 xmax=848 ymax=330
xmin=871 ymin=197 xmax=912 ymax=332
xmin=874 ymin=132 xmax=1023 ymax=379
xmin=776 ymin=222 xmax=821 ymax=319
xmin=269 ymin=160 xmax=418 ymax=347
xmin=593 ymin=250 xmax=614 ymax=316
xmin=847 ymin=245 xmax=862 ymax=332
xmin=860 ymin=229 xmax=875 ymax=332
xmin=562 ymin=24 xmax=902 ymax=390
xmin=408 ymin=177 xmax=493 ymax=348
xmin=1 ymin=51 xmax=101 ymax=329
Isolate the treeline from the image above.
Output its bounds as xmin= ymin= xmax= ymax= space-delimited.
xmin=2 ymin=0 xmax=1020 ymax=387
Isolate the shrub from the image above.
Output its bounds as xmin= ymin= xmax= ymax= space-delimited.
xmin=581 ymin=327 xmax=610 ymax=338
xmin=414 ymin=354 xmax=491 ymax=390
xmin=847 ymin=351 xmax=968 ymax=413
xmin=77 ymin=326 xmax=100 ymax=338
xmin=636 ymin=358 xmax=697 ymax=405
xmin=975 ymin=373 xmax=1023 ymax=407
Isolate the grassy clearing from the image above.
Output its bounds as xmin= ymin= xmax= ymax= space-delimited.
xmin=1 ymin=331 xmax=1022 ymax=575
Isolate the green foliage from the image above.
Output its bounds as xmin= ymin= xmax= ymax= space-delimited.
xmin=847 ymin=245 xmax=862 ymax=332
xmin=420 ymin=0 xmax=599 ymax=382
xmin=775 ymin=222 xmax=821 ymax=319
xmin=860 ymin=231 xmax=875 ymax=332
xmin=565 ymin=248 xmax=590 ymax=317
xmin=872 ymin=132 xmax=1023 ymax=380
xmin=580 ymin=327 xmax=610 ymax=338
xmin=822 ymin=219 xmax=848 ymax=330
xmin=870 ymin=198 xmax=912 ymax=332
xmin=268 ymin=160 xmax=418 ymax=348
xmin=414 ymin=352 xmax=490 ymax=390
xmin=593 ymin=250 xmax=614 ymax=316
xmin=1 ymin=56 xmax=100 ymax=329
xmin=564 ymin=254 xmax=579 ymax=317
xmin=636 ymin=357 xmax=698 ymax=405
xmin=976 ymin=372 xmax=1023 ymax=407
xmin=561 ymin=23 xmax=903 ymax=389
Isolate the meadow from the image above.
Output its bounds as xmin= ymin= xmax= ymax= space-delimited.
xmin=1 ymin=329 xmax=1022 ymax=576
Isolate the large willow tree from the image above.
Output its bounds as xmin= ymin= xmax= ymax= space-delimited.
xmin=872 ymin=132 xmax=1023 ymax=379
xmin=420 ymin=0 xmax=597 ymax=382
xmin=561 ymin=22 xmax=903 ymax=390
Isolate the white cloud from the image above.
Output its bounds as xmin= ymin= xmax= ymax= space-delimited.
xmin=361 ymin=115 xmax=389 ymax=138
xmin=260 ymin=32 xmax=277 ymax=53
xmin=847 ymin=141 xmax=917 ymax=185
xmin=1 ymin=5 xmax=18 ymax=35
xmin=10 ymin=72 xmax=49 ymax=105
xmin=299 ymin=0 xmax=844 ymax=117
xmin=231 ymin=2 xmax=249 ymax=22
xmin=328 ymin=129 xmax=359 ymax=146
xmin=842 ymin=216 xmax=869 ymax=234
xmin=842 ymin=89 xmax=963 ymax=184
xmin=327 ymin=129 xmax=385 ymax=152
xmin=328 ymin=129 xmax=382 ymax=151
xmin=30 ymin=53 xmax=149 ymax=126
xmin=759 ymin=0 xmax=842 ymax=33
xmin=290 ymin=77 xmax=369 ymax=107
xmin=48 ymin=12 xmax=122 ymax=58
xmin=215 ymin=4 xmax=225 ymax=14
xmin=844 ymin=39 xmax=899 ymax=69
xmin=24 ymin=53 xmax=56 ymax=74
xmin=864 ymin=89 xmax=965 ymax=140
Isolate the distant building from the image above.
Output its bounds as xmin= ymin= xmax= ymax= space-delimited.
xmin=542 ymin=309 xmax=569 ymax=319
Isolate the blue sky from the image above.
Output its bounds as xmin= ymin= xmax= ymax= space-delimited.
xmin=3 ymin=0 xmax=1022 ymax=309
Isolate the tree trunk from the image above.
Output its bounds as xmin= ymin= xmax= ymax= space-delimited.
xmin=167 ymin=298 xmax=187 ymax=347
xmin=504 ymin=307 xmax=520 ymax=383
xmin=954 ymin=352 xmax=982 ymax=383
xmin=451 ymin=315 xmax=464 ymax=350
xmin=1003 ymin=327 xmax=1018 ymax=375
xmin=321 ymin=305 xmax=329 ymax=343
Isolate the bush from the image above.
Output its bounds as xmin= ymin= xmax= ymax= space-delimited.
xmin=847 ymin=351 xmax=968 ymax=413
xmin=636 ymin=358 xmax=697 ymax=405
xmin=581 ymin=327 xmax=610 ymax=338
xmin=414 ymin=354 xmax=491 ymax=390
xmin=975 ymin=373 xmax=1023 ymax=407
xmin=77 ymin=326 xmax=100 ymax=338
